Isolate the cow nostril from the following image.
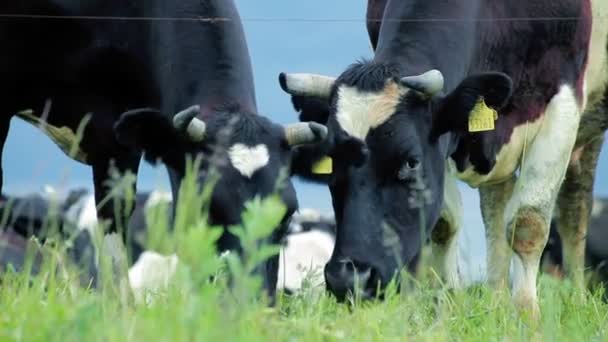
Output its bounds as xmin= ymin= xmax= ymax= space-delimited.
xmin=325 ymin=259 xmax=380 ymax=301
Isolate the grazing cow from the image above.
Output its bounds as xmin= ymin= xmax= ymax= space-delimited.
xmin=0 ymin=191 xmax=94 ymax=284
xmin=63 ymin=188 xmax=172 ymax=263
xmin=110 ymin=0 xmax=327 ymax=300
xmin=277 ymin=208 xmax=336 ymax=294
xmin=1 ymin=1 xmax=326 ymax=286
xmin=542 ymin=198 xmax=608 ymax=290
xmin=279 ymin=0 xmax=608 ymax=316
xmin=0 ymin=230 xmax=43 ymax=276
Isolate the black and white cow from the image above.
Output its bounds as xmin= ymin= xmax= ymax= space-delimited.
xmin=279 ymin=0 xmax=608 ymax=316
xmin=108 ymin=0 xmax=328 ymax=299
xmin=0 ymin=190 xmax=95 ymax=284
xmin=277 ymin=208 xmax=336 ymax=294
xmin=2 ymin=1 xmax=326 ymax=292
xmin=542 ymin=198 xmax=608 ymax=291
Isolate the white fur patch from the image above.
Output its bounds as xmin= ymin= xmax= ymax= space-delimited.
xmin=128 ymin=251 xmax=179 ymax=305
xmin=144 ymin=190 xmax=173 ymax=211
xmin=454 ymin=118 xmax=543 ymax=187
xmin=277 ymin=230 xmax=335 ymax=292
xmin=583 ymin=0 xmax=608 ymax=104
xmin=591 ymin=199 xmax=604 ymax=218
xmin=63 ymin=193 xmax=98 ymax=237
xmin=335 ymin=83 xmax=407 ymax=140
xmin=227 ymin=144 xmax=270 ymax=178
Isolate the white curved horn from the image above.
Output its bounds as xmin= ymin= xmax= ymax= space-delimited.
xmin=279 ymin=73 xmax=336 ymax=99
xmin=400 ymin=69 xmax=444 ymax=96
xmin=284 ymin=122 xmax=328 ymax=146
xmin=173 ymin=105 xmax=206 ymax=142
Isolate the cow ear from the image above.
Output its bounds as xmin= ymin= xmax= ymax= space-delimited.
xmin=114 ymin=109 xmax=184 ymax=164
xmin=429 ymin=72 xmax=513 ymax=141
xmin=291 ymin=95 xmax=331 ymax=124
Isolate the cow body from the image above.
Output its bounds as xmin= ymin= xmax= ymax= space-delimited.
xmin=280 ymin=0 xmax=607 ymax=316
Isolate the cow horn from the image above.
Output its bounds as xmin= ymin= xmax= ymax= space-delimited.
xmin=400 ymin=69 xmax=444 ymax=96
xmin=284 ymin=122 xmax=328 ymax=146
xmin=279 ymin=73 xmax=336 ymax=99
xmin=173 ymin=105 xmax=206 ymax=142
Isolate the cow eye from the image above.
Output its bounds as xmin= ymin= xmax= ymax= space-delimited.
xmin=397 ymin=159 xmax=421 ymax=181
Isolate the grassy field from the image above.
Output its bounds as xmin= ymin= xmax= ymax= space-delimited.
xmin=1 ymin=165 xmax=607 ymax=341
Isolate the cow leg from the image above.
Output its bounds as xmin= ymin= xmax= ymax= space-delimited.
xmin=429 ymin=170 xmax=462 ymax=288
xmin=479 ymin=176 xmax=516 ymax=291
xmin=505 ymin=85 xmax=581 ymax=317
xmin=91 ymin=156 xmax=140 ymax=289
xmin=556 ymin=134 xmax=605 ymax=290
xmin=92 ymin=156 xmax=140 ymax=240
xmin=0 ymin=115 xmax=10 ymax=193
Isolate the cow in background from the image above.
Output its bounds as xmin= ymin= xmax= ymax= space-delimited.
xmin=279 ymin=0 xmax=608 ymax=317
xmin=542 ymin=198 xmax=608 ymax=295
xmin=277 ymin=209 xmax=336 ymax=294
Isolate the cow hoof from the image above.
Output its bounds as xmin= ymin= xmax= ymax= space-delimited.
xmin=513 ymin=292 xmax=540 ymax=323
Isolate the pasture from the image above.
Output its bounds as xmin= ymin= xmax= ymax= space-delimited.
xmin=2 ymin=1 xmax=608 ymax=340
xmin=0 ymin=166 xmax=607 ymax=342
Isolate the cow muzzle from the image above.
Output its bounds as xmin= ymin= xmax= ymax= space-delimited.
xmin=324 ymin=258 xmax=381 ymax=301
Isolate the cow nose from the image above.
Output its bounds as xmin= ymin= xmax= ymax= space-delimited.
xmin=324 ymin=259 xmax=377 ymax=301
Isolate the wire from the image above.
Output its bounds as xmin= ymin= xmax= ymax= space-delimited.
xmin=0 ymin=14 xmax=605 ymax=23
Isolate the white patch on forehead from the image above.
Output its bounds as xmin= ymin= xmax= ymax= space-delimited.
xmin=228 ymin=144 xmax=270 ymax=178
xmin=335 ymin=83 xmax=407 ymax=140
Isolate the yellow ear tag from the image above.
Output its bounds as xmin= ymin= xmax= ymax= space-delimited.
xmin=468 ymin=97 xmax=498 ymax=133
xmin=312 ymin=156 xmax=333 ymax=175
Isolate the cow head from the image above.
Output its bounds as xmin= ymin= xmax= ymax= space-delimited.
xmin=114 ymin=104 xmax=327 ymax=294
xmin=280 ymin=61 xmax=512 ymax=300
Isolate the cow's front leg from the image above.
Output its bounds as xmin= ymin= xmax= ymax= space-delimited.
xmin=91 ymin=155 xmax=140 ymax=295
xmin=480 ymin=176 xmax=516 ymax=291
xmin=429 ymin=169 xmax=462 ymax=289
xmin=506 ymin=85 xmax=581 ymax=318
xmin=0 ymin=115 xmax=11 ymax=193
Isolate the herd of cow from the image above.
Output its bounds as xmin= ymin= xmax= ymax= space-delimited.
xmin=0 ymin=0 xmax=607 ymax=318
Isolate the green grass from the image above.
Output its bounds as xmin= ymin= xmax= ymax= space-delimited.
xmin=1 ymin=162 xmax=607 ymax=341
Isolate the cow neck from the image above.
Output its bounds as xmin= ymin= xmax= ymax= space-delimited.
xmin=373 ymin=0 xmax=480 ymax=93
xmin=154 ymin=0 xmax=258 ymax=117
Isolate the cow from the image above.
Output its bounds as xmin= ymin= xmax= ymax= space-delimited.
xmin=542 ymin=198 xmax=608 ymax=296
xmin=277 ymin=208 xmax=336 ymax=294
xmin=1 ymin=1 xmax=327 ymax=296
xmin=108 ymin=0 xmax=328 ymax=300
xmin=62 ymin=188 xmax=171 ymax=265
xmin=278 ymin=0 xmax=608 ymax=317
xmin=0 ymin=190 xmax=95 ymax=284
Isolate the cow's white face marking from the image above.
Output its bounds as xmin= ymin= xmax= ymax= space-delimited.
xmin=228 ymin=143 xmax=270 ymax=178
xmin=335 ymin=82 xmax=407 ymax=140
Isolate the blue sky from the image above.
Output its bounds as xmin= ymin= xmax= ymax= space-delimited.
xmin=4 ymin=0 xmax=607 ymax=279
